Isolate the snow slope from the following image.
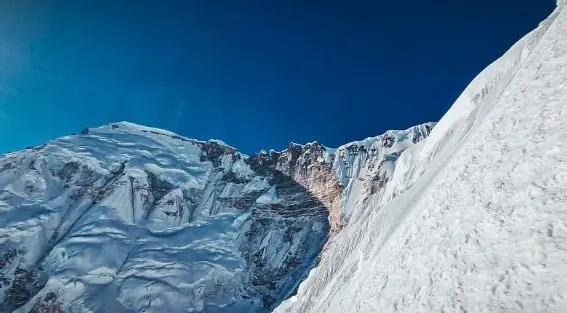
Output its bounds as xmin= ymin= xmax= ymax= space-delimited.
xmin=275 ymin=2 xmax=567 ymax=312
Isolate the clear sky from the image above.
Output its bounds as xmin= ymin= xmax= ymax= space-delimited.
xmin=0 ymin=0 xmax=556 ymax=154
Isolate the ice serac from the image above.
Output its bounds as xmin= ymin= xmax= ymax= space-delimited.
xmin=276 ymin=2 xmax=567 ymax=313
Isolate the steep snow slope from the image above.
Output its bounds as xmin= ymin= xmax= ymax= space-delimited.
xmin=0 ymin=120 xmax=433 ymax=312
xmin=275 ymin=2 xmax=567 ymax=313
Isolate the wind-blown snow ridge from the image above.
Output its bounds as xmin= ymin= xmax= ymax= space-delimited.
xmin=276 ymin=3 xmax=567 ymax=313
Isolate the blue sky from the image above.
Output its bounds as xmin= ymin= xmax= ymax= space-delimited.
xmin=0 ymin=0 xmax=555 ymax=154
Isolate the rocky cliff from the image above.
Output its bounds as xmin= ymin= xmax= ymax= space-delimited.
xmin=255 ymin=123 xmax=434 ymax=233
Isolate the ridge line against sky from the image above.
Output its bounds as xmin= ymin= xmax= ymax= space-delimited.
xmin=0 ymin=0 xmax=556 ymax=154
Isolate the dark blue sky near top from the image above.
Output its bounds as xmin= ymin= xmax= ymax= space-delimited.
xmin=0 ymin=0 xmax=556 ymax=154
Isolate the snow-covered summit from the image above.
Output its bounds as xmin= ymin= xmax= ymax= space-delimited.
xmin=94 ymin=121 xmax=239 ymax=152
xmin=0 ymin=122 xmax=330 ymax=312
xmin=104 ymin=121 xmax=180 ymax=137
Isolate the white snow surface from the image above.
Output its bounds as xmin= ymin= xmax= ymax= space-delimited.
xmin=276 ymin=3 xmax=567 ymax=313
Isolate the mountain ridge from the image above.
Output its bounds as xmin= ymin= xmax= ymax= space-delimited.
xmin=0 ymin=119 xmax=434 ymax=312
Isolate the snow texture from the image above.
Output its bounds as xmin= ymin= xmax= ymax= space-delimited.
xmin=275 ymin=3 xmax=567 ymax=313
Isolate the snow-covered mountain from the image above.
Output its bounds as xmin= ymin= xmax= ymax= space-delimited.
xmin=0 ymin=121 xmax=432 ymax=312
xmin=2 ymin=1 xmax=566 ymax=312
xmin=275 ymin=1 xmax=567 ymax=312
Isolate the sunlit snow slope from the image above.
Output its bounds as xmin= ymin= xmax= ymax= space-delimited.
xmin=275 ymin=2 xmax=567 ymax=313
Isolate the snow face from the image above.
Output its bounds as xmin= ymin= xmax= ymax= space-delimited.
xmin=0 ymin=123 xmax=331 ymax=312
xmin=275 ymin=4 xmax=567 ymax=313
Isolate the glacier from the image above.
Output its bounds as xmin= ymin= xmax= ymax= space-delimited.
xmin=1 ymin=1 xmax=566 ymax=312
